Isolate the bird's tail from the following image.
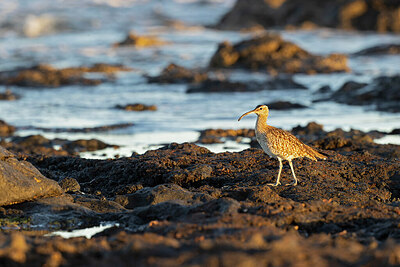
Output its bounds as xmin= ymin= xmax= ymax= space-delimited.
xmin=304 ymin=144 xmax=327 ymax=161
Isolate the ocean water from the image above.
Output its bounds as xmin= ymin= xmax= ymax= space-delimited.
xmin=1 ymin=0 xmax=400 ymax=158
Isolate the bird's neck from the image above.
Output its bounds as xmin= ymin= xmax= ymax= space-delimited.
xmin=256 ymin=114 xmax=268 ymax=131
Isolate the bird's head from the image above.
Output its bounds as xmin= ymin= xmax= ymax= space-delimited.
xmin=238 ymin=105 xmax=269 ymax=121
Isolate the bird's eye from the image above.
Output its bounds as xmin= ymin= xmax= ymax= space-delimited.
xmin=260 ymin=108 xmax=263 ymax=110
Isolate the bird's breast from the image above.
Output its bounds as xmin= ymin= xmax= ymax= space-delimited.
xmin=255 ymin=130 xmax=277 ymax=158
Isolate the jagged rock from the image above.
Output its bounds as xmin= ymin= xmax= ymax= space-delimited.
xmin=24 ymin=123 xmax=134 ymax=133
xmin=187 ymin=79 xmax=258 ymax=93
xmin=62 ymin=139 xmax=116 ymax=153
xmin=265 ymin=76 xmax=307 ymax=90
xmin=197 ymin=129 xmax=255 ymax=144
xmin=354 ymin=44 xmax=400 ymax=55
xmin=266 ymin=101 xmax=307 ymax=110
xmin=0 ymin=63 xmax=131 ymax=87
xmin=331 ymin=76 xmax=400 ymax=112
xmin=2 ymin=135 xmax=117 ymax=156
xmin=0 ymin=120 xmax=16 ymax=137
xmin=147 ymin=63 xmax=208 ymax=84
xmin=215 ymin=0 xmax=400 ymax=33
xmin=0 ymin=146 xmax=62 ymax=206
xmin=115 ymin=103 xmax=157 ymax=111
xmin=58 ymin=177 xmax=81 ymax=193
xmin=113 ymin=32 xmax=167 ymax=47
xmin=116 ymin=184 xmax=214 ymax=209
xmin=187 ymin=76 xmax=306 ymax=94
xmin=209 ymin=33 xmax=349 ymax=74
xmin=0 ymin=89 xmax=20 ymax=100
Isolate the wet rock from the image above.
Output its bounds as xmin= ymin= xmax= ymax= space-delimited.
xmin=82 ymin=63 xmax=132 ymax=73
xmin=316 ymin=85 xmax=332 ymax=94
xmin=2 ymin=135 xmax=399 ymax=266
xmin=354 ymin=44 xmax=400 ymax=55
xmin=209 ymin=33 xmax=349 ymax=74
xmin=0 ymin=146 xmax=62 ymax=206
xmin=0 ymin=120 xmax=16 ymax=137
xmin=168 ymin=164 xmax=213 ymax=185
xmin=266 ymin=101 xmax=307 ymax=110
xmin=113 ymin=32 xmax=167 ymax=47
xmin=215 ymin=0 xmax=400 ymax=33
xmin=133 ymin=201 xmax=190 ymax=223
xmin=390 ymin=128 xmax=400 ymax=135
xmin=72 ymin=195 xmax=126 ymax=213
xmin=23 ymin=122 xmax=134 ymax=133
xmin=2 ymin=135 xmax=117 ymax=156
xmin=331 ymin=76 xmax=400 ymax=112
xmin=0 ymin=89 xmax=20 ymax=100
xmin=13 ymin=194 xmax=123 ymax=231
xmin=197 ymin=128 xmax=255 ymax=144
xmin=2 ymin=135 xmax=70 ymax=156
xmin=115 ymin=103 xmax=157 ymax=111
xmin=62 ymin=139 xmax=117 ymax=153
xmin=58 ymin=177 xmax=80 ymax=193
xmin=186 ymin=79 xmax=258 ymax=93
xmin=194 ymin=197 xmax=240 ymax=214
xmin=187 ymin=76 xmax=307 ymax=93
xmin=147 ymin=63 xmax=208 ymax=84
xmin=117 ymin=183 xmax=214 ymax=209
xmin=265 ymin=76 xmax=307 ymax=90
xmin=291 ymin=122 xmax=326 ymax=139
xmin=0 ymin=63 xmax=131 ymax=88
xmin=26 ymin=140 xmax=400 ymax=204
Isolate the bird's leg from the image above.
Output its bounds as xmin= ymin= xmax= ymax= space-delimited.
xmin=286 ymin=160 xmax=298 ymax=186
xmin=268 ymin=158 xmax=282 ymax=186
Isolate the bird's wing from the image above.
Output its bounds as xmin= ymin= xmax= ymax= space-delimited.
xmin=266 ymin=126 xmax=317 ymax=160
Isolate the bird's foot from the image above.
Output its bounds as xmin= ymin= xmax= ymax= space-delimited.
xmin=285 ymin=181 xmax=298 ymax=186
xmin=267 ymin=182 xmax=281 ymax=187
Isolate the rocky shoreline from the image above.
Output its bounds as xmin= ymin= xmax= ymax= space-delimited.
xmin=0 ymin=0 xmax=400 ymax=265
xmin=0 ymin=120 xmax=400 ymax=265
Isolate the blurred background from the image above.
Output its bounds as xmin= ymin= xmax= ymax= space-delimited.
xmin=0 ymin=0 xmax=400 ymax=158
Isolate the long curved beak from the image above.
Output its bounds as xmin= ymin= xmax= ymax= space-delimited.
xmin=238 ymin=109 xmax=256 ymax=121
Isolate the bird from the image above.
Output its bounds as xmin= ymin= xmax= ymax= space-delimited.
xmin=238 ymin=105 xmax=326 ymax=186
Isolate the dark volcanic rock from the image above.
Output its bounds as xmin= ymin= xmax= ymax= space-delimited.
xmin=215 ymin=0 xmax=400 ymax=33
xmin=0 ymin=89 xmax=20 ymax=100
xmin=147 ymin=63 xmax=208 ymax=84
xmin=209 ymin=33 xmax=349 ymax=74
xmin=113 ymin=32 xmax=167 ymax=47
xmin=0 ymin=63 xmax=131 ymax=88
xmin=2 ymin=135 xmax=117 ymax=156
xmin=197 ymin=129 xmax=255 ymax=144
xmin=2 ymin=136 xmax=400 ymax=266
xmin=291 ymin=122 xmax=326 ymax=139
xmin=58 ymin=177 xmax=80 ymax=193
xmin=116 ymin=183 xmax=213 ymax=209
xmin=115 ymin=103 xmax=157 ymax=111
xmin=265 ymin=76 xmax=307 ymax=90
xmin=0 ymin=146 xmax=62 ymax=206
xmin=23 ymin=123 xmax=134 ymax=133
xmin=187 ymin=79 xmax=258 ymax=93
xmin=26 ymin=141 xmax=400 ymax=203
xmin=0 ymin=120 xmax=16 ymax=137
xmin=316 ymin=85 xmax=332 ymax=93
xmin=187 ymin=76 xmax=307 ymax=93
xmin=331 ymin=76 xmax=400 ymax=112
xmin=62 ymin=139 xmax=117 ymax=153
xmin=354 ymin=44 xmax=400 ymax=55
xmin=2 ymin=135 xmax=70 ymax=156
xmin=266 ymin=101 xmax=307 ymax=110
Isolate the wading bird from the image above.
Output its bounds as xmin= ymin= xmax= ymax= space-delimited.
xmin=238 ymin=105 xmax=326 ymax=186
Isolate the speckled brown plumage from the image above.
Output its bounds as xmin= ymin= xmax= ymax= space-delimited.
xmin=238 ymin=105 xmax=326 ymax=186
